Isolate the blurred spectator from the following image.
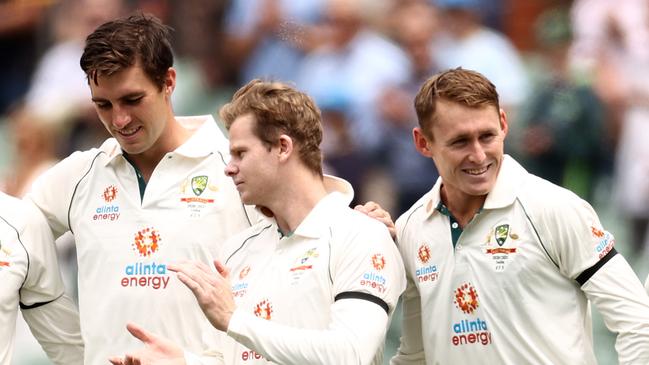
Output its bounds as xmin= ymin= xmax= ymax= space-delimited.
xmin=570 ymin=0 xmax=649 ymax=253
xmin=297 ymin=0 xmax=411 ymax=204
xmin=24 ymin=0 xmax=123 ymax=155
xmin=223 ymin=0 xmax=325 ymax=84
xmin=431 ymin=0 xmax=530 ymax=117
xmin=377 ymin=0 xmax=440 ymax=215
xmin=2 ymin=105 xmax=60 ymax=198
xmin=516 ymin=6 xmax=607 ymax=202
xmin=0 ymin=0 xmax=52 ymax=114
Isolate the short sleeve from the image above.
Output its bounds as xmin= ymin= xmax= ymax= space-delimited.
xmin=330 ymin=212 xmax=406 ymax=314
xmin=19 ymin=200 xmax=65 ymax=306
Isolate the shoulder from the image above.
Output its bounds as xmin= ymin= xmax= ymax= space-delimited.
xmin=395 ymin=191 xmax=431 ymax=242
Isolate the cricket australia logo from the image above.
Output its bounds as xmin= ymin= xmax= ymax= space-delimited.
xmin=494 ymin=224 xmax=509 ymax=246
xmin=191 ymin=175 xmax=208 ymax=196
xmin=132 ymin=227 xmax=162 ymax=257
xmin=454 ymin=282 xmax=479 ymax=315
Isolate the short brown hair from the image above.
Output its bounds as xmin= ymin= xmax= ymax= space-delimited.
xmin=220 ymin=80 xmax=324 ymax=176
xmin=414 ymin=68 xmax=500 ymax=138
xmin=80 ymin=13 xmax=174 ymax=90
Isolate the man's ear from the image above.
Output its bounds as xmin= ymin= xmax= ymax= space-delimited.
xmin=164 ymin=67 xmax=176 ymax=95
xmin=277 ymin=135 xmax=294 ymax=162
xmin=499 ymin=108 xmax=509 ymax=137
xmin=413 ymin=127 xmax=434 ymax=158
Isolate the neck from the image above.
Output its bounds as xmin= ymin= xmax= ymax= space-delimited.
xmin=126 ymin=117 xmax=192 ymax=182
xmin=440 ymin=185 xmax=486 ymax=228
xmin=268 ymin=169 xmax=328 ymax=235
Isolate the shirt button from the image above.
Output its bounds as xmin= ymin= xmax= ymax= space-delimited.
xmin=451 ymin=222 xmax=459 ymax=229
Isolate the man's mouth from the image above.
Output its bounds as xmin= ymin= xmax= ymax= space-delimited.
xmin=118 ymin=126 xmax=141 ymax=137
xmin=464 ymin=165 xmax=489 ymax=175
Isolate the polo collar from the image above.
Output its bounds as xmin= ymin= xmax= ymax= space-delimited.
xmin=102 ymin=115 xmax=228 ymax=166
xmin=422 ymin=155 xmax=525 ymax=218
xmin=274 ymin=175 xmax=354 ymax=239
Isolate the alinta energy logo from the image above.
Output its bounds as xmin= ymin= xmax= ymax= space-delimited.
xmin=360 ymin=253 xmax=388 ymax=294
xmin=592 ymin=225 xmax=615 ymax=259
xmin=451 ymin=282 xmax=492 ymax=347
xmin=233 ymin=266 xmax=251 ymax=298
xmin=372 ymin=253 xmax=386 ymax=270
xmin=254 ymin=299 xmax=273 ymax=320
xmin=93 ymin=185 xmax=120 ymax=222
xmin=121 ymin=227 xmax=169 ymax=290
xmin=416 ymin=244 xmax=438 ymax=283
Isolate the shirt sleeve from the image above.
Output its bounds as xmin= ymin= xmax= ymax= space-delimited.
xmin=329 ymin=216 xmax=406 ymax=315
xmin=537 ymin=190 xmax=616 ymax=281
xmin=18 ymin=197 xmax=84 ymax=363
xmin=21 ymin=295 xmax=84 ymax=364
xmin=226 ymin=213 xmax=406 ymax=365
xmin=227 ymin=298 xmax=389 ymax=365
xmin=390 ymin=212 xmax=425 ymax=365
xmin=389 ymin=276 xmax=425 ymax=365
xmin=582 ymin=255 xmax=649 ymax=364
xmin=25 ymin=150 xmax=93 ymax=239
xmin=536 ymin=186 xmax=649 ymax=362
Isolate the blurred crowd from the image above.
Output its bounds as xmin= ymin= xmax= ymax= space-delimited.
xmin=2 ymin=0 xmax=649 ymax=362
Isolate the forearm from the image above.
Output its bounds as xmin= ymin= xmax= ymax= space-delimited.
xmin=582 ymin=255 xmax=649 ymax=364
xmin=227 ymin=299 xmax=388 ymax=365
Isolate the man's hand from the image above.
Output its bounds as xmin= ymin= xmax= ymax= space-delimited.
xmin=168 ymin=260 xmax=236 ymax=332
xmin=108 ymin=323 xmax=185 ymax=365
xmin=354 ymin=201 xmax=396 ymax=240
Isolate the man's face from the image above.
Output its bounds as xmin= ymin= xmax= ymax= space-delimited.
xmin=415 ymin=100 xmax=508 ymax=200
xmin=89 ymin=64 xmax=172 ymax=155
xmin=225 ymin=114 xmax=278 ymax=206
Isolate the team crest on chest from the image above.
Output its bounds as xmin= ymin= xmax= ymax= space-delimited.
xmin=191 ymin=175 xmax=208 ymax=196
xmin=484 ymin=222 xmax=519 ymax=272
xmin=180 ymin=174 xmax=219 ymax=218
xmin=288 ymin=247 xmax=319 ymax=285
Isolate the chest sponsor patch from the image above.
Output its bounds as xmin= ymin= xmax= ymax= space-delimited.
xmin=120 ymin=227 xmax=170 ymax=290
xmin=415 ymin=244 xmax=439 ymax=283
xmin=92 ymin=185 xmax=121 ymax=222
xmin=451 ymin=282 xmax=493 ymax=347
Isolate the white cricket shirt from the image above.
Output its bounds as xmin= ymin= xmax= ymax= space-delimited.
xmin=220 ymin=178 xmax=406 ymax=364
xmin=0 ymin=192 xmax=82 ymax=364
xmin=392 ymin=155 xmax=649 ymax=364
xmin=27 ymin=116 xmax=255 ymax=365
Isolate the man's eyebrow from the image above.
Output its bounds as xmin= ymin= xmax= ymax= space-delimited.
xmin=91 ymin=92 xmax=145 ymax=103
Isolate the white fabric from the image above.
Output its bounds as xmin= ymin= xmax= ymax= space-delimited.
xmin=0 ymin=192 xmax=82 ymax=364
xmin=26 ymin=115 xmax=256 ymax=365
xmin=392 ymin=155 xmax=649 ymax=364
xmin=220 ymin=191 xmax=406 ymax=364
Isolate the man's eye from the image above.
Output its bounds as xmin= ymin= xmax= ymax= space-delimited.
xmin=126 ymin=97 xmax=143 ymax=105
